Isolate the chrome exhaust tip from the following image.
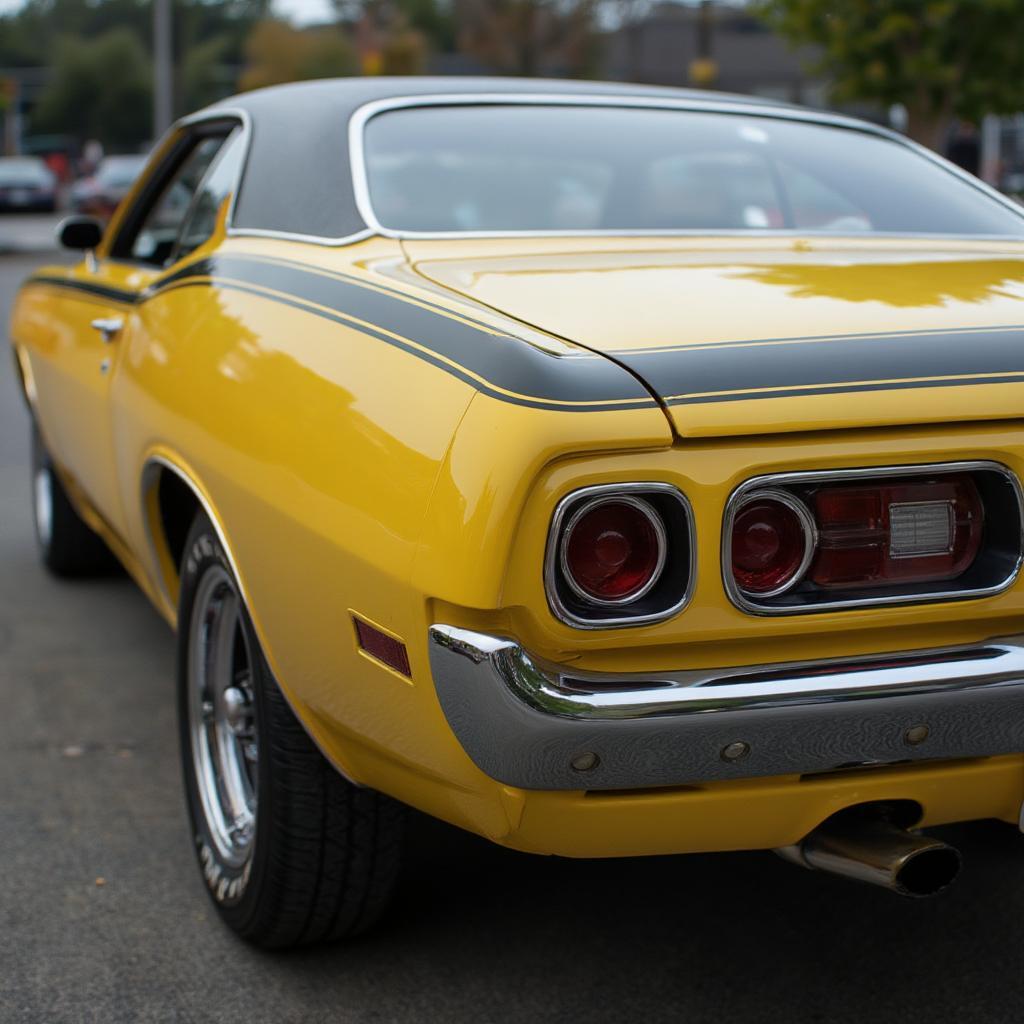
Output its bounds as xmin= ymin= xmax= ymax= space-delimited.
xmin=777 ymin=805 xmax=962 ymax=898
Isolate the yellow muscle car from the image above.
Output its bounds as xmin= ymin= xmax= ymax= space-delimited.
xmin=12 ymin=78 xmax=1024 ymax=947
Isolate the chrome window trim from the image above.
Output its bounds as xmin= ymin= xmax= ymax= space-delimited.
xmin=114 ymin=107 xmax=378 ymax=251
xmin=544 ymin=481 xmax=695 ymax=629
xmin=722 ymin=460 xmax=1024 ymax=616
xmin=349 ymin=92 xmax=1024 ymax=242
xmin=208 ymin=103 xmax=380 ymax=245
xmin=168 ymin=123 xmax=249 ymax=266
xmin=558 ymin=494 xmax=668 ymax=607
xmin=152 ymin=93 xmax=1024 ymax=247
xmin=193 ymin=106 xmax=252 ymax=239
xmin=225 ymin=224 xmax=376 ymax=246
xmin=730 ymin=487 xmax=818 ymax=599
xmin=105 ymin=108 xmax=249 ymax=266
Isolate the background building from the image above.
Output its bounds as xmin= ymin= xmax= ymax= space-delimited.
xmin=602 ymin=2 xmax=825 ymax=106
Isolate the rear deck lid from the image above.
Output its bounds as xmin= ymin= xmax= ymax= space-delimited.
xmin=404 ymin=237 xmax=1024 ymax=438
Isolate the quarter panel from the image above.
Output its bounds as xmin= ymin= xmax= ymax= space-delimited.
xmin=112 ymin=240 xmax=530 ymax=824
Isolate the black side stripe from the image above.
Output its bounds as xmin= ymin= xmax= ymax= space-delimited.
xmin=27 ymin=274 xmax=138 ymax=305
xmin=159 ymin=277 xmax=650 ymax=412
xmin=151 ymin=256 xmax=656 ymax=410
xmin=27 ymin=263 xmax=654 ymax=412
xmin=612 ymin=321 xmax=1024 ymax=356
xmin=28 ymin=259 xmax=1024 ymax=410
xmin=619 ymin=324 xmax=1024 ymax=404
xmin=669 ymin=373 xmax=1024 ymax=405
xmin=227 ymin=252 xmax=516 ymax=337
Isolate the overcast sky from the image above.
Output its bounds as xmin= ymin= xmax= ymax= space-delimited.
xmin=273 ymin=0 xmax=334 ymax=25
xmin=0 ymin=0 xmax=338 ymax=20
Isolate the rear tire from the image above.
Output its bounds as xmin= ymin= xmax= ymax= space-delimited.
xmin=177 ymin=513 xmax=405 ymax=948
xmin=31 ymin=426 xmax=118 ymax=577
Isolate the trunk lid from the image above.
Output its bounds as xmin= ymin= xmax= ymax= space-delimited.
xmin=403 ymin=236 xmax=1024 ymax=438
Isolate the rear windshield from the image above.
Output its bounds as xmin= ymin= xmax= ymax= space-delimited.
xmin=362 ymin=105 xmax=1024 ymax=237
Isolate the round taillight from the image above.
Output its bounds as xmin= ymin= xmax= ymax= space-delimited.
xmin=561 ymin=496 xmax=666 ymax=605
xmin=731 ymin=490 xmax=814 ymax=596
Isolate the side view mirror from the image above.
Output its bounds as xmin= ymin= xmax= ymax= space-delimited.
xmin=57 ymin=216 xmax=104 ymax=251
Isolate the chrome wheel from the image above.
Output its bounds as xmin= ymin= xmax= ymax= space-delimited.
xmin=178 ymin=514 xmax=406 ymax=946
xmin=187 ymin=566 xmax=259 ymax=868
xmin=33 ymin=466 xmax=52 ymax=547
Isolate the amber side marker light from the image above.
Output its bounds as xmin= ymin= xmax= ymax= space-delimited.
xmin=354 ymin=617 xmax=411 ymax=677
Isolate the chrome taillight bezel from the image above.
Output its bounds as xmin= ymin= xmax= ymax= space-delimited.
xmin=545 ymin=482 xmax=695 ymax=629
xmin=723 ymin=460 xmax=1024 ymax=616
xmin=730 ymin=487 xmax=819 ymax=599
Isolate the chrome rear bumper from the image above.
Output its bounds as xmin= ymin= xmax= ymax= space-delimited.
xmin=428 ymin=625 xmax=1024 ymax=790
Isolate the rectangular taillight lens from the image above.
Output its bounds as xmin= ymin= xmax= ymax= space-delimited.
xmin=810 ymin=475 xmax=983 ymax=588
xmin=724 ymin=462 xmax=1022 ymax=614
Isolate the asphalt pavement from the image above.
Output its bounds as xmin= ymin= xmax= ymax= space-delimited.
xmin=1 ymin=249 xmax=1024 ymax=1023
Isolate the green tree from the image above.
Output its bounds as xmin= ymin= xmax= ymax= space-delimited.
xmin=238 ymin=20 xmax=357 ymax=91
xmin=0 ymin=0 xmax=148 ymax=66
xmin=32 ymin=28 xmax=152 ymax=148
xmin=182 ymin=35 xmax=233 ymax=113
xmin=177 ymin=0 xmax=272 ymax=76
xmin=757 ymin=0 xmax=1024 ymax=149
xmin=455 ymin=0 xmax=601 ymax=77
xmin=377 ymin=19 xmax=429 ymax=74
xmin=331 ymin=1 xmax=437 ymax=74
xmin=0 ymin=0 xmax=269 ymax=125
xmin=334 ymin=0 xmax=456 ymax=51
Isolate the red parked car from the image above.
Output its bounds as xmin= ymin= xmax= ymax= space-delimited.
xmin=69 ymin=154 xmax=148 ymax=219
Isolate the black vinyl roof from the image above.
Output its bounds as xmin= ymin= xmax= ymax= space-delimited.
xmin=207 ymin=76 xmax=787 ymax=241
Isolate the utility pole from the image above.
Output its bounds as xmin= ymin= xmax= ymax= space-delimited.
xmin=689 ymin=0 xmax=718 ymax=89
xmin=153 ymin=0 xmax=173 ymax=139
xmin=2 ymin=77 xmax=20 ymax=155
xmin=980 ymin=114 xmax=1001 ymax=187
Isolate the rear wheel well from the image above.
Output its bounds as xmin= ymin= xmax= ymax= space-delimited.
xmin=153 ymin=467 xmax=201 ymax=585
xmin=11 ymin=346 xmax=33 ymax=410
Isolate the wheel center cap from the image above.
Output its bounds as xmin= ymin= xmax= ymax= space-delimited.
xmin=221 ymin=686 xmax=251 ymax=735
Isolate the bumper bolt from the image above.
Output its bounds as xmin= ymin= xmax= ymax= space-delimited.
xmin=570 ymin=751 xmax=600 ymax=772
xmin=721 ymin=740 xmax=751 ymax=762
xmin=904 ymin=724 xmax=930 ymax=746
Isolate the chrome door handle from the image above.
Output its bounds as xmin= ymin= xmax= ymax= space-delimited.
xmin=91 ymin=317 xmax=124 ymax=343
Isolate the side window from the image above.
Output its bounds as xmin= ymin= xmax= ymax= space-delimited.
xmin=125 ymin=133 xmax=229 ymax=267
xmin=172 ymin=128 xmax=246 ymax=262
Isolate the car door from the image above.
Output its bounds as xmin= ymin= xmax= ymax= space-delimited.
xmin=38 ymin=123 xmax=238 ymax=541
xmin=31 ymin=267 xmax=138 ymax=535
